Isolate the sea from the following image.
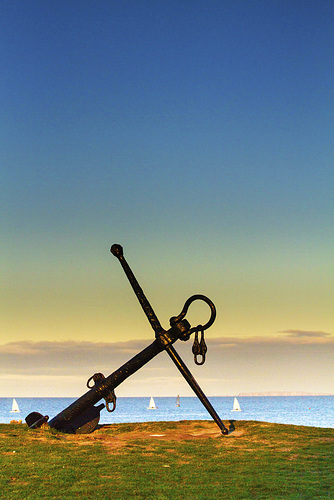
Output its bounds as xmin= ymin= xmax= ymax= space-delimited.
xmin=1 ymin=396 xmax=333 ymax=429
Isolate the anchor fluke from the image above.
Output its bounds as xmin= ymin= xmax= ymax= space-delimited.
xmin=25 ymin=412 xmax=49 ymax=429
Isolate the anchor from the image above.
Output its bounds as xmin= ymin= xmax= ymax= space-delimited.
xmin=26 ymin=244 xmax=231 ymax=435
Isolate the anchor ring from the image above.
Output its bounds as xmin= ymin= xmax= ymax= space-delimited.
xmin=170 ymin=294 xmax=216 ymax=333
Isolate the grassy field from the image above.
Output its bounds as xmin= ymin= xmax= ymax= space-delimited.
xmin=0 ymin=419 xmax=333 ymax=499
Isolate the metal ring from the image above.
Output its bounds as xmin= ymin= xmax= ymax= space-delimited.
xmin=171 ymin=295 xmax=216 ymax=333
xmin=194 ymin=354 xmax=206 ymax=366
xmin=86 ymin=375 xmax=95 ymax=389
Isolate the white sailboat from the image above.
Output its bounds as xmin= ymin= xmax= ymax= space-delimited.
xmin=231 ymin=397 xmax=241 ymax=411
xmin=147 ymin=396 xmax=157 ymax=409
xmin=10 ymin=398 xmax=20 ymax=413
xmin=176 ymin=395 xmax=180 ymax=407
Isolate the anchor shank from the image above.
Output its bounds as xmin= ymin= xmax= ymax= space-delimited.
xmin=165 ymin=344 xmax=228 ymax=434
xmin=48 ymin=338 xmax=165 ymax=431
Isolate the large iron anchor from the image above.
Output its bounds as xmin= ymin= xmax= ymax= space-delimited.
xmin=25 ymin=244 xmax=230 ymax=435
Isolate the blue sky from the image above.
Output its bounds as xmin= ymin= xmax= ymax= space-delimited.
xmin=2 ymin=1 xmax=333 ymax=397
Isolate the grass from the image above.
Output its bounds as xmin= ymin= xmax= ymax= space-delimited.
xmin=0 ymin=420 xmax=333 ymax=499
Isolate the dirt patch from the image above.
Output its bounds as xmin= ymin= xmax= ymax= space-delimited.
xmin=10 ymin=420 xmax=244 ymax=452
xmin=100 ymin=421 xmax=223 ymax=442
xmin=94 ymin=420 xmax=244 ymax=452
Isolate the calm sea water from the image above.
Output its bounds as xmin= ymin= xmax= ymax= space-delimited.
xmin=1 ymin=396 xmax=333 ymax=429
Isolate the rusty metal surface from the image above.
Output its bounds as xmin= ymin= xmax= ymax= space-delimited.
xmin=87 ymin=373 xmax=116 ymax=412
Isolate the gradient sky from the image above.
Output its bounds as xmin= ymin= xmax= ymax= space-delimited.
xmin=2 ymin=1 xmax=333 ymax=397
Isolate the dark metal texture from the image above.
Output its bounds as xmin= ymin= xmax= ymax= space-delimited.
xmin=26 ymin=244 xmax=229 ymax=435
xmin=165 ymin=344 xmax=228 ymax=435
xmin=47 ymin=339 xmax=167 ymax=431
xmin=25 ymin=412 xmax=49 ymax=429
xmin=87 ymin=373 xmax=117 ymax=412
xmin=110 ymin=244 xmax=163 ymax=336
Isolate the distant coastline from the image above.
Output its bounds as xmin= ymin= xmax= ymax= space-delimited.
xmin=237 ymin=391 xmax=333 ymax=397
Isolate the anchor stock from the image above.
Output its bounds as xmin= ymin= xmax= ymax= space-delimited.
xmin=25 ymin=245 xmax=229 ymax=435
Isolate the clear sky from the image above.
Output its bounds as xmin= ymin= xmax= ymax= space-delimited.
xmin=2 ymin=1 xmax=333 ymax=397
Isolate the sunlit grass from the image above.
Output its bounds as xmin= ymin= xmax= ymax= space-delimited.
xmin=1 ymin=420 xmax=333 ymax=499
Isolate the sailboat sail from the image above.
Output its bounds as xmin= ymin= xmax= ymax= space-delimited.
xmin=176 ymin=395 xmax=180 ymax=407
xmin=10 ymin=398 xmax=20 ymax=413
xmin=147 ymin=396 xmax=157 ymax=409
xmin=231 ymin=397 xmax=241 ymax=411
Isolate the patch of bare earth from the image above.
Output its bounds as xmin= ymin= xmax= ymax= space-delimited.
xmin=10 ymin=421 xmax=245 ymax=452
xmin=96 ymin=421 xmax=245 ymax=451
